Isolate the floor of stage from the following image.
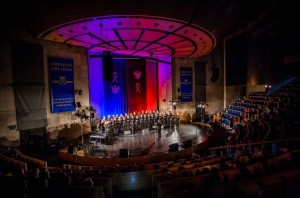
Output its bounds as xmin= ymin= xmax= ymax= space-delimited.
xmin=84 ymin=123 xmax=210 ymax=158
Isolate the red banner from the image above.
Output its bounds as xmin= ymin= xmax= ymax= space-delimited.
xmin=127 ymin=59 xmax=146 ymax=113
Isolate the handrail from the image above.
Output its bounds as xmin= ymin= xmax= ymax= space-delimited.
xmin=0 ymin=153 xmax=27 ymax=171
xmin=14 ymin=148 xmax=47 ymax=169
xmin=260 ymin=118 xmax=271 ymax=142
xmin=209 ymin=137 xmax=300 ymax=150
xmin=233 ymin=123 xmax=240 ymax=141
xmin=244 ymin=119 xmax=254 ymax=138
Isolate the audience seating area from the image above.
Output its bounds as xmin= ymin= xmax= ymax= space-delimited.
xmin=217 ymin=78 xmax=300 ymax=145
xmin=0 ymin=78 xmax=300 ymax=198
xmin=1 ymin=137 xmax=300 ymax=197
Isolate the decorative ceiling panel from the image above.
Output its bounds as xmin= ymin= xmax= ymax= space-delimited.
xmin=40 ymin=15 xmax=216 ymax=58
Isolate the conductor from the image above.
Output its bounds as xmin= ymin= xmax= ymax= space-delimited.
xmin=157 ymin=118 xmax=162 ymax=139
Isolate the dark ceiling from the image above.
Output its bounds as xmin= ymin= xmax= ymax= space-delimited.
xmin=1 ymin=0 xmax=300 ymax=58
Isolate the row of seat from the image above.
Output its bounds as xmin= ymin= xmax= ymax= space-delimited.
xmin=0 ymin=152 xmax=27 ymax=174
xmin=2 ymin=138 xmax=300 ymax=198
xmin=14 ymin=148 xmax=47 ymax=169
xmin=152 ymin=148 xmax=271 ymax=186
xmin=236 ymin=101 xmax=256 ymax=108
xmin=0 ymin=176 xmax=105 ymax=198
xmin=229 ymin=104 xmax=247 ymax=112
xmin=156 ymin=149 xmax=299 ymax=197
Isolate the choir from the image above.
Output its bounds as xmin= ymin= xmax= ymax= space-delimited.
xmin=95 ymin=111 xmax=180 ymax=137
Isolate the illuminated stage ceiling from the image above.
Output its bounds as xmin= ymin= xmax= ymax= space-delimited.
xmin=3 ymin=0 xmax=295 ymax=59
xmin=40 ymin=15 xmax=216 ymax=58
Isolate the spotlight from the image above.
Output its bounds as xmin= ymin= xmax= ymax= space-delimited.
xmin=265 ymin=84 xmax=272 ymax=92
xmin=197 ymin=102 xmax=206 ymax=108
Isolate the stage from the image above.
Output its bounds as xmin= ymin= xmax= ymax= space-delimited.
xmin=59 ymin=123 xmax=211 ymax=166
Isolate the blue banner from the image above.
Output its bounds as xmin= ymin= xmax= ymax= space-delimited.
xmin=180 ymin=67 xmax=193 ymax=102
xmin=102 ymin=59 xmax=127 ymax=116
xmin=48 ymin=56 xmax=76 ymax=113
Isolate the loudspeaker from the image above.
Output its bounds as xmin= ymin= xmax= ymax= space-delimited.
xmin=183 ymin=139 xmax=192 ymax=148
xmin=210 ymin=64 xmax=219 ymax=83
xmin=119 ymin=149 xmax=129 ymax=158
xmin=168 ymin=143 xmax=179 ymax=152
xmin=103 ymin=52 xmax=113 ymax=81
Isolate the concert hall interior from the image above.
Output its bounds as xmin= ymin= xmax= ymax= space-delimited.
xmin=1 ymin=0 xmax=300 ymax=197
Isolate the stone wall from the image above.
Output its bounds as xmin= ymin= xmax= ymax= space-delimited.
xmin=0 ymin=26 xmax=90 ymax=146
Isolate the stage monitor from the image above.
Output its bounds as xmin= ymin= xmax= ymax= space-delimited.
xmin=119 ymin=148 xmax=129 ymax=158
xmin=182 ymin=139 xmax=192 ymax=148
xmin=168 ymin=143 xmax=179 ymax=152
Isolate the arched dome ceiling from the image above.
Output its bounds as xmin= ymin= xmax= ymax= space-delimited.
xmin=39 ymin=15 xmax=216 ymax=58
xmin=2 ymin=0 xmax=299 ymax=59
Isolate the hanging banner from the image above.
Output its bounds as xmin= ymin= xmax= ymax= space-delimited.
xmin=127 ymin=59 xmax=146 ymax=113
xmin=102 ymin=59 xmax=127 ymax=116
xmin=180 ymin=67 xmax=193 ymax=102
xmin=48 ymin=56 xmax=76 ymax=113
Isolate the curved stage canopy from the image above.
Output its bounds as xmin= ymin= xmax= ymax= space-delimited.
xmin=39 ymin=15 xmax=216 ymax=58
